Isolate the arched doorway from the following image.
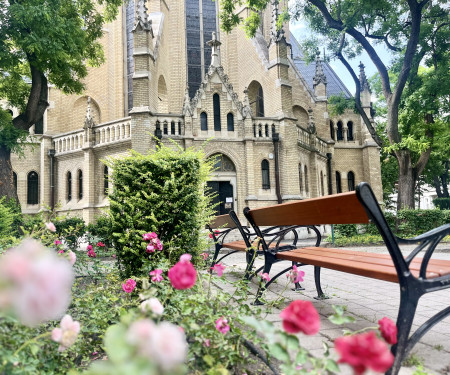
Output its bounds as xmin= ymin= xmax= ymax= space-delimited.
xmin=207 ymin=153 xmax=237 ymax=216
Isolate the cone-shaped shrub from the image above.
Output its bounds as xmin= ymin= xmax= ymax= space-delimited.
xmin=108 ymin=146 xmax=212 ymax=278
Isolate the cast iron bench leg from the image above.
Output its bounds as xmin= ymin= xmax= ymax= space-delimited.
xmin=244 ymin=249 xmax=256 ymax=280
xmin=210 ymin=242 xmax=221 ymax=268
xmin=292 ymin=262 xmax=305 ymax=291
xmin=313 ymin=266 xmax=329 ymax=300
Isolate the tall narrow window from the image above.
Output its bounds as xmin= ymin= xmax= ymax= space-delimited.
xmin=67 ymin=172 xmax=72 ymax=201
xmin=200 ymin=112 xmax=208 ymax=130
xmin=335 ymin=171 xmax=342 ymax=193
xmin=304 ymin=166 xmax=309 ymax=194
xmin=337 ymin=121 xmax=344 ymax=141
xmin=257 ymin=86 xmax=265 ymax=117
xmin=227 ymin=113 xmax=234 ymax=131
xmin=13 ymin=172 xmax=17 ymax=192
xmin=347 ymin=171 xmax=355 ymax=191
xmin=347 ymin=121 xmax=354 ymax=141
xmin=330 ymin=121 xmax=335 ymax=140
xmin=265 ymin=124 xmax=269 ymax=137
xmin=178 ymin=121 xmax=182 ymax=135
xmin=272 ymin=125 xmax=276 ymax=136
xmin=261 ymin=160 xmax=270 ymax=189
xmin=213 ymin=94 xmax=221 ymax=131
xmin=298 ymin=164 xmax=303 ymax=194
xmin=104 ymin=166 xmax=109 ymax=196
xmin=171 ymin=121 xmax=176 ymax=135
xmin=163 ymin=122 xmax=168 ymax=135
xmin=320 ymin=171 xmax=324 ymax=196
xmin=27 ymin=171 xmax=39 ymax=205
xmin=78 ymin=170 xmax=83 ymax=200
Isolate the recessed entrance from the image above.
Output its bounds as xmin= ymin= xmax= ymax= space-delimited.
xmin=207 ymin=153 xmax=236 ymax=216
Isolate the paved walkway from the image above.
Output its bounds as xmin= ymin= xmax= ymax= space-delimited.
xmin=211 ymin=242 xmax=450 ymax=375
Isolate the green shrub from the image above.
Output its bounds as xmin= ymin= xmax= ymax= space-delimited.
xmin=108 ymin=146 xmax=213 ymax=278
xmin=86 ymin=213 xmax=114 ymax=248
xmin=333 ymin=224 xmax=358 ymax=237
xmin=396 ymin=209 xmax=450 ymax=238
xmin=54 ymin=216 xmax=86 ymax=250
xmin=433 ymin=197 xmax=450 ymax=210
xmin=0 ymin=197 xmax=15 ymax=238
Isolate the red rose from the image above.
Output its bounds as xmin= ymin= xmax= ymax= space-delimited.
xmin=378 ymin=317 xmax=397 ymax=345
xmin=279 ymin=300 xmax=320 ymax=335
xmin=168 ymin=260 xmax=197 ymax=290
xmin=335 ymin=331 xmax=394 ymax=375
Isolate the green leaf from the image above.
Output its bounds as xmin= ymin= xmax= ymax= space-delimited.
xmin=269 ymin=343 xmax=290 ymax=362
xmin=326 ymin=359 xmax=340 ymax=372
xmin=103 ymin=323 xmax=133 ymax=363
xmin=203 ymin=354 xmax=215 ymax=366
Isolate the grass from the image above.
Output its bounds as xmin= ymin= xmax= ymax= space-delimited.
xmin=403 ymin=353 xmax=424 ymax=367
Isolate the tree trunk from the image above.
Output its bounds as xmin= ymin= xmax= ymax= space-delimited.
xmin=0 ymin=145 xmax=19 ymax=203
xmin=396 ymin=150 xmax=415 ymax=210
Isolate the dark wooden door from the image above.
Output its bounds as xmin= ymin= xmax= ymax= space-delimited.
xmin=206 ymin=181 xmax=233 ymax=215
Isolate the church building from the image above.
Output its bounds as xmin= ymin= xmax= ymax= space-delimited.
xmin=10 ymin=0 xmax=382 ymax=223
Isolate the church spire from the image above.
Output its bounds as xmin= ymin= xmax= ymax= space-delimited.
xmin=313 ymin=50 xmax=327 ymax=88
xmin=207 ymin=32 xmax=221 ymax=67
xmin=134 ymin=0 xmax=152 ymax=32
xmin=270 ymin=0 xmax=285 ymax=43
xmin=359 ymin=62 xmax=371 ymax=93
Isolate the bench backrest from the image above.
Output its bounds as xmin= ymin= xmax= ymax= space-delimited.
xmin=244 ymin=182 xmax=408 ymax=276
xmin=207 ymin=214 xmax=237 ymax=230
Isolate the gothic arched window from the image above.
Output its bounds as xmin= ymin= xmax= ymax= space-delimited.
xmin=213 ymin=94 xmax=221 ymax=131
xmin=261 ymin=160 xmax=270 ymax=189
xmin=27 ymin=171 xmax=39 ymax=205
xmin=347 ymin=121 xmax=354 ymax=141
xmin=104 ymin=165 xmax=109 ymax=196
xmin=337 ymin=121 xmax=344 ymax=141
xmin=227 ymin=113 xmax=234 ymax=131
xmin=78 ymin=170 xmax=83 ymax=200
xmin=209 ymin=154 xmax=236 ymax=172
xmin=347 ymin=171 xmax=355 ymax=191
xmin=335 ymin=171 xmax=342 ymax=193
xmin=257 ymin=86 xmax=265 ymax=117
xmin=200 ymin=112 xmax=208 ymax=131
xmin=67 ymin=172 xmax=72 ymax=201
xmin=330 ymin=121 xmax=335 ymax=140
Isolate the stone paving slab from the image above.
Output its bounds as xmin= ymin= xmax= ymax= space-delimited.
xmin=211 ymin=244 xmax=450 ymax=375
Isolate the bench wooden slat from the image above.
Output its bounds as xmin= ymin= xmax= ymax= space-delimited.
xmin=208 ymin=214 xmax=236 ymax=229
xmin=247 ymin=191 xmax=370 ymax=226
xmin=276 ymin=248 xmax=450 ymax=282
xmin=295 ymin=247 xmax=450 ymax=276
xmin=221 ymin=240 xmax=248 ymax=251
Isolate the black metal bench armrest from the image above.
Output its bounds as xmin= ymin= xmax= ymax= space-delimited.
xmin=265 ymin=225 xmax=322 ymax=255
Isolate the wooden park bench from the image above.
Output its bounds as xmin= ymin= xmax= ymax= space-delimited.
xmin=243 ymin=182 xmax=450 ymax=375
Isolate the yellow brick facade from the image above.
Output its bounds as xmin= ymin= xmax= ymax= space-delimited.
xmin=11 ymin=1 xmax=382 ymax=223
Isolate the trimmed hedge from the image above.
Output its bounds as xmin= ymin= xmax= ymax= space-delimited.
xmin=108 ymin=146 xmax=213 ymax=278
xmin=333 ymin=209 xmax=449 ymax=241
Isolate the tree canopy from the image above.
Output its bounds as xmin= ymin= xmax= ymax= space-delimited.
xmin=0 ymin=0 xmax=123 ymax=201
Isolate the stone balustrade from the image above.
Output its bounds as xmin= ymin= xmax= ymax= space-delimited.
xmin=94 ymin=117 xmax=131 ymax=145
xmin=155 ymin=115 xmax=184 ymax=137
xmin=253 ymin=118 xmax=280 ymax=139
xmin=53 ymin=130 xmax=85 ymax=154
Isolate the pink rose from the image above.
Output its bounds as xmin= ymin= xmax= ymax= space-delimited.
xmin=140 ymin=298 xmax=164 ymax=315
xmin=154 ymin=239 xmax=163 ymax=251
xmin=200 ymin=253 xmax=209 ymax=260
xmin=168 ymin=261 xmax=197 ymax=290
xmin=96 ymin=241 xmax=105 ymax=247
xmin=58 ymin=250 xmax=64 ymax=254
xmin=280 ymin=300 xmax=320 ymax=335
xmin=87 ymin=249 xmax=96 ymax=258
xmin=122 ymin=279 xmax=136 ymax=293
xmin=55 ymin=240 xmax=62 ymax=246
xmin=143 ymin=232 xmax=158 ymax=241
xmin=211 ymin=263 xmax=226 ymax=277
xmin=215 ymin=317 xmax=230 ymax=334
xmin=45 ymin=222 xmax=56 ymax=232
xmin=51 ymin=315 xmax=80 ymax=351
xmin=149 ymin=269 xmax=163 ymax=282
xmin=287 ymin=265 xmax=305 ymax=284
xmin=146 ymin=244 xmax=155 ymax=253
xmin=67 ymin=251 xmax=76 ymax=266
xmin=86 ymin=244 xmax=93 ymax=251
xmin=259 ymin=272 xmax=270 ymax=282
xmin=378 ymin=317 xmax=397 ymax=345
xmin=180 ymin=254 xmax=192 ymax=262
xmin=0 ymin=239 xmax=74 ymax=326
xmin=203 ymin=339 xmax=210 ymax=347
xmin=335 ymin=331 xmax=394 ymax=374
xmin=112 ymin=254 xmax=116 ymax=259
